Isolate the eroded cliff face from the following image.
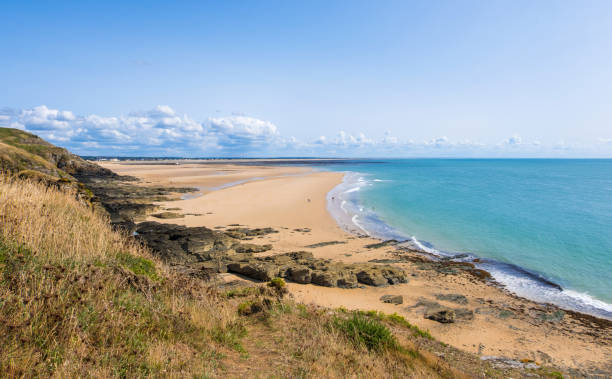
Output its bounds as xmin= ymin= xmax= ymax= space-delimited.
xmin=0 ymin=127 xmax=195 ymax=226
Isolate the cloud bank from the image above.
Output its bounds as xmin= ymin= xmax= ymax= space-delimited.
xmin=1 ymin=105 xmax=610 ymax=157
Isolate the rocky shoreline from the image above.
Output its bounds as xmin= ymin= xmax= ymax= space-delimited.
xmin=94 ymin=170 xmax=611 ymax=332
xmin=86 ymin=167 xmax=612 ymax=330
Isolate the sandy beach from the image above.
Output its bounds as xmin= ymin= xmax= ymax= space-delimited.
xmin=101 ymin=161 xmax=612 ymax=373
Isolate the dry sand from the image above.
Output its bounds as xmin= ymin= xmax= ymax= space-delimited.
xmin=100 ymin=161 xmax=612 ymax=372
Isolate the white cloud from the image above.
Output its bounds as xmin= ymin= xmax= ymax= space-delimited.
xmin=0 ymin=105 xmax=286 ymax=155
xmin=0 ymin=105 xmax=607 ymax=157
xmin=208 ymin=116 xmax=279 ymax=151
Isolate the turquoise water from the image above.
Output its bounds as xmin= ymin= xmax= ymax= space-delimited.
xmin=324 ymin=159 xmax=612 ymax=319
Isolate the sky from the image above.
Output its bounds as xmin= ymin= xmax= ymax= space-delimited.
xmin=1 ymin=0 xmax=612 ymax=157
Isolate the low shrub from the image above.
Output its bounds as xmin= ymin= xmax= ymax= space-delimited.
xmin=267 ymin=277 xmax=286 ymax=290
xmin=333 ymin=313 xmax=398 ymax=352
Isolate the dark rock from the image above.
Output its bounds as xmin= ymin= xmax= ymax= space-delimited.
xmin=135 ymin=221 xmax=237 ymax=265
xmin=234 ymin=243 xmax=272 ymax=254
xmin=455 ymin=308 xmax=474 ymax=321
xmin=356 ymin=269 xmax=388 ymax=286
xmin=336 ymin=273 xmax=359 ymax=288
xmin=440 ymin=253 xmax=469 ymax=261
xmin=425 ymin=308 xmax=455 ymax=323
xmin=225 ymin=227 xmax=278 ymax=239
xmin=435 ymin=293 xmax=468 ymax=305
xmin=288 ymin=266 xmax=312 ymax=284
xmin=497 ymin=310 xmax=514 ymax=319
xmin=365 ymin=240 xmax=399 ymax=249
xmin=227 ymin=261 xmax=279 ymax=281
xmin=311 ymin=270 xmax=358 ymax=288
xmin=380 ymin=295 xmax=403 ymax=304
xmin=536 ymin=310 xmax=565 ymax=323
xmin=368 ymin=258 xmax=403 ymax=264
xmin=380 ymin=266 xmax=409 ymax=284
xmin=151 ymin=212 xmax=184 ymax=219
xmin=305 ymin=241 xmax=347 ymax=248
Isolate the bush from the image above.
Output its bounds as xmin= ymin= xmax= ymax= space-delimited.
xmin=268 ymin=277 xmax=286 ymax=290
xmin=333 ymin=314 xmax=398 ymax=352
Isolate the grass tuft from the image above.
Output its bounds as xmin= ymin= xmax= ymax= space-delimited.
xmin=267 ymin=277 xmax=286 ymax=290
xmin=116 ymin=252 xmax=159 ymax=280
xmin=333 ymin=313 xmax=398 ymax=352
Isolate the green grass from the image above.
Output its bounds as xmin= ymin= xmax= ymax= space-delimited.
xmin=349 ymin=310 xmax=433 ymax=339
xmin=116 ymin=252 xmax=159 ymax=281
xmin=333 ymin=313 xmax=398 ymax=352
xmin=211 ymin=322 xmax=247 ymax=353
xmin=268 ymin=277 xmax=286 ymax=290
xmin=237 ymin=300 xmax=256 ymax=315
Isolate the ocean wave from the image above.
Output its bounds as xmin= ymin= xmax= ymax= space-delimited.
xmin=408 ymin=236 xmax=443 ymax=256
xmin=326 ymin=171 xmax=612 ymax=320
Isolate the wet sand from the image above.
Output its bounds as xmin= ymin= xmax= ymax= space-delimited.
xmin=100 ymin=161 xmax=612 ymax=373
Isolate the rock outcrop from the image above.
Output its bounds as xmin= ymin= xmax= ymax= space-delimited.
xmin=135 ymin=222 xmax=408 ymax=288
xmin=225 ymin=251 xmax=408 ymax=288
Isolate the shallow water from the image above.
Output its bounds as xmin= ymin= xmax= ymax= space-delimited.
xmin=323 ymin=159 xmax=612 ymax=319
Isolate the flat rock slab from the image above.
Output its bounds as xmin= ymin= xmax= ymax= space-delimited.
xmin=380 ymin=295 xmax=403 ymax=304
xmin=305 ymin=241 xmax=347 ymax=248
xmin=225 ymin=227 xmax=278 ymax=239
xmin=365 ymin=240 xmax=399 ymax=249
xmin=435 ymin=293 xmax=468 ymax=305
xmin=151 ymin=212 xmax=184 ymax=219
xmin=426 ymin=308 xmax=455 ymax=323
xmin=136 ymin=222 xmax=268 ymax=264
xmin=410 ymin=297 xmax=473 ymax=323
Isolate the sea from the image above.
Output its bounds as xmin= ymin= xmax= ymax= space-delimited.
xmin=321 ymin=159 xmax=612 ymax=320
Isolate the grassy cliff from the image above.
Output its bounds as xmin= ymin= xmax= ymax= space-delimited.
xmin=0 ymin=127 xmax=114 ymax=181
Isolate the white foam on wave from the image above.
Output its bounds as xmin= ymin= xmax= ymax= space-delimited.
xmin=344 ymin=187 xmax=360 ymax=193
xmin=484 ymin=265 xmax=612 ymax=319
xmin=409 ymin=236 xmax=443 ymax=256
xmin=340 ymin=200 xmax=348 ymax=214
xmin=352 ymin=215 xmax=369 ymax=234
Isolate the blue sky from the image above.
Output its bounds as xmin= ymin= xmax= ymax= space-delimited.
xmin=1 ymin=1 xmax=612 ymax=157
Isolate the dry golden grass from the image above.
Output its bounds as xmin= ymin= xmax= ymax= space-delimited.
xmin=0 ymin=174 xmax=135 ymax=262
xmin=0 ymin=174 xmax=506 ymax=378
